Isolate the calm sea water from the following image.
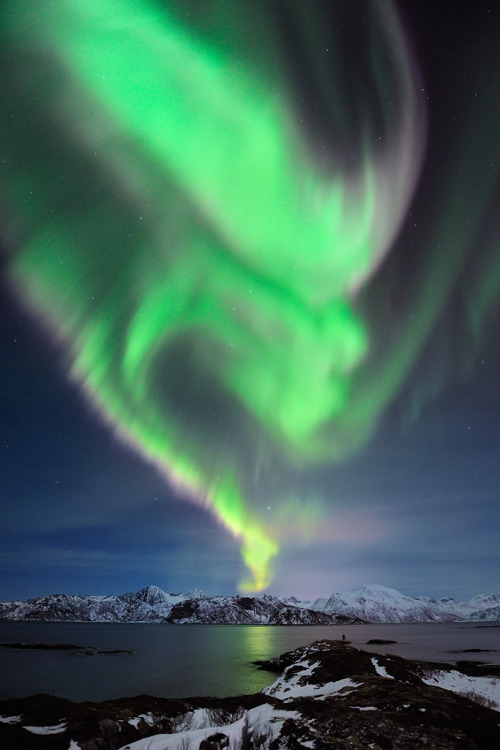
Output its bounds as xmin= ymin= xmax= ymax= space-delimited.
xmin=0 ymin=621 xmax=498 ymax=702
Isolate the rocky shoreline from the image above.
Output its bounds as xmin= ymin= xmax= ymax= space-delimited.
xmin=0 ymin=640 xmax=499 ymax=749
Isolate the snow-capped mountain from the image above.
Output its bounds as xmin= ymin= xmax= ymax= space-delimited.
xmin=307 ymin=584 xmax=455 ymax=623
xmin=0 ymin=586 xmax=207 ymax=624
xmin=304 ymin=584 xmax=500 ymax=623
xmin=0 ymin=584 xmax=498 ymax=623
xmin=163 ymin=594 xmax=347 ymax=625
xmin=433 ymin=592 xmax=500 ymax=622
xmin=0 ymin=586 xmax=352 ymax=625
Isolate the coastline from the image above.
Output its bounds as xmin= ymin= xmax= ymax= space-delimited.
xmin=1 ymin=639 xmax=499 ymax=749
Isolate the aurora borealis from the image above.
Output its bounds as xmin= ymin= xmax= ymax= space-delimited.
xmin=1 ymin=1 xmax=499 ymax=599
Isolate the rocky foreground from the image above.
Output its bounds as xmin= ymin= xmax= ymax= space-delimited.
xmin=1 ymin=640 xmax=499 ymax=749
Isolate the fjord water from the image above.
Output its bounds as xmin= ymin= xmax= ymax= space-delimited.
xmin=0 ymin=621 xmax=498 ymax=702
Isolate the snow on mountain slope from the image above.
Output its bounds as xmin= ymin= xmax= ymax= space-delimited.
xmin=462 ymin=593 xmax=500 ymax=620
xmin=164 ymin=595 xmax=341 ymax=625
xmin=431 ymin=593 xmax=500 ymax=621
xmin=308 ymin=584 xmax=457 ymax=623
xmin=0 ymin=584 xmax=498 ymax=623
xmin=0 ymin=586 xmax=208 ymax=623
xmin=0 ymin=588 xmax=345 ymax=625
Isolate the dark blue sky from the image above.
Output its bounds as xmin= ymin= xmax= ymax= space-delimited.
xmin=1 ymin=1 xmax=499 ymax=602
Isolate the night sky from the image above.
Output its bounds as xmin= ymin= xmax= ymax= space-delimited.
xmin=1 ymin=0 xmax=499 ymax=602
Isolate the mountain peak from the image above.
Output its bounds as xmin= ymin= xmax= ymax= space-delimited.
xmin=135 ymin=585 xmax=171 ymax=604
xmin=187 ymin=588 xmax=207 ymax=599
xmin=1 ymin=584 xmax=498 ymax=624
xmin=351 ymin=584 xmax=407 ymax=599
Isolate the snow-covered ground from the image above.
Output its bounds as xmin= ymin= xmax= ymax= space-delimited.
xmin=371 ymin=657 xmax=394 ymax=679
xmin=115 ymin=703 xmax=299 ymax=750
xmin=23 ymin=722 xmax=68 ymax=735
xmin=262 ymin=655 xmax=360 ymax=702
xmin=422 ymin=669 xmax=500 ymax=710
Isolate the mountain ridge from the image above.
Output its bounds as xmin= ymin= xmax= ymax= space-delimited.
xmin=1 ymin=583 xmax=499 ymax=624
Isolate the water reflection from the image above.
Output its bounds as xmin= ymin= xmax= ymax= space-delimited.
xmin=240 ymin=624 xmax=277 ymax=664
xmin=0 ymin=622 xmax=498 ymax=702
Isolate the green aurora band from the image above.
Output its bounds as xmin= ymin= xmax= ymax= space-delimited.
xmin=1 ymin=1 xmax=498 ymax=589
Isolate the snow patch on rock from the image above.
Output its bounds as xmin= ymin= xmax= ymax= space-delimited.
xmin=128 ymin=712 xmax=156 ymax=728
xmin=371 ymin=657 xmax=394 ymax=679
xmin=24 ymin=721 xmax=68 ymax=734
xmin=0 ymin=715 xmax=21 ymax=724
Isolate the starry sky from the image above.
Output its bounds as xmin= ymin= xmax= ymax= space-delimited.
xmin=1 ymin=0 xmax=499 ymax=602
